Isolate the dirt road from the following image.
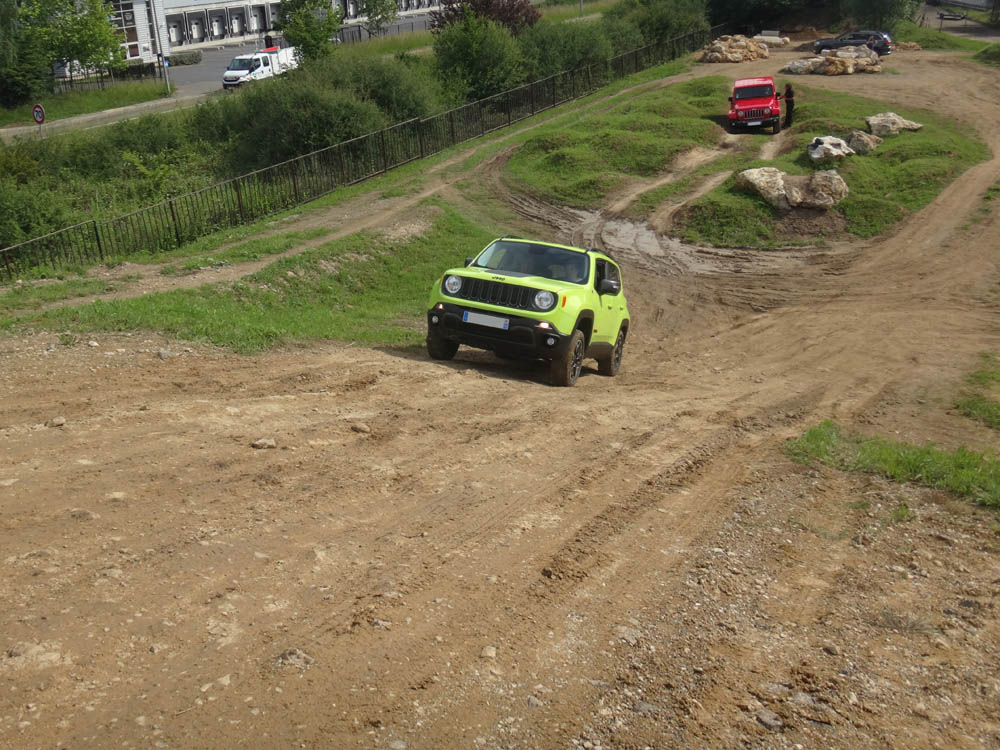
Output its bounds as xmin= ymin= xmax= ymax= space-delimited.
xmin=2 ymin=48 xmax=999 ymax=749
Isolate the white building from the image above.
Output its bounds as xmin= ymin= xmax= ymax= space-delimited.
xmin=110 ymin=0 xmax=443 ymax=63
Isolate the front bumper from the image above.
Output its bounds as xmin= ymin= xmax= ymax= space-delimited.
xmin=729 ymin=114 xmax=780 ymax=128
xmin=427 ymin=302 xmax=570 ymax=359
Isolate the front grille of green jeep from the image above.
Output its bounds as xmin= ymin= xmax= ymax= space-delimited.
xmin=456 ymin=278 xmax=536 ymax=310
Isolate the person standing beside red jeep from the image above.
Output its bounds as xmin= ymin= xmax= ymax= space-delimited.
xmin=779 ymin=83 xmax=795 ymax=128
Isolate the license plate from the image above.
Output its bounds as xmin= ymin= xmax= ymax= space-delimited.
xmin=463 ymin=311 xmax=509 ymax=330
xmin=747 ymin=121 xmax=762 ymax=126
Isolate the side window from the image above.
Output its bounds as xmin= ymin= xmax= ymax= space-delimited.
xmin=594 ymin=259 xmax=607 ymax=291
xmin=262 ymin=56 xmax=269 ymax=67
xmin=605 ymin=262 xmax=621 ymax=293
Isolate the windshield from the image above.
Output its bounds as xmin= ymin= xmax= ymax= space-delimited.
xmin=473 ymin=240 xmax=589 ymax=284
xmin=228 ymin=58 xmax=253 ymax=71
xmin=734 ymin=84 xmax=773 ymax=100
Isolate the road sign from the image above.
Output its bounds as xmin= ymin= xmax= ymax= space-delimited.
xmin=32 ymin=104 xmax=45 ymax=125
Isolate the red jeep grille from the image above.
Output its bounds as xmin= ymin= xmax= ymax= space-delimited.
xmin=742 ymin=108 xmax=769 ymax=119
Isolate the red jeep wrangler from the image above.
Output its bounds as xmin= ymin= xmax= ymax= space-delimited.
xmin=727 ymin=76 xmax=781 ymax=134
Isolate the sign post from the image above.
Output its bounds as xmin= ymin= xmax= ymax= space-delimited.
xmin=32 ymin=104 xmax=45 ymax=136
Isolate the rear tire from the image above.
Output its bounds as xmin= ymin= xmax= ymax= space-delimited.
xmin=598 ymin=328 xmax=626 ymax=376
xmin=550 ymin=330 xmax=585 ymax=387
xmin=427 ymin=329 xmax=458 ymax=360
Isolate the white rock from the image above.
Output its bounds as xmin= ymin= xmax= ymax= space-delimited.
xmin=251 ymin=438 xmax=277 ymax=449
xmin=807 ymin=136 xmax=855 ymax=162
xmin=847 ymin=130 xmax=883 ymax=154
xmin=866 ymin=112 xmax=923 ymax=136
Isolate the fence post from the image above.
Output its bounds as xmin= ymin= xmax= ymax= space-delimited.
xmin=506 ymin=92 xmax=511 ymax=127
xmin=234 ymin=178 xmax=247 ymax=223
xmin=92 ymin=221 xmax=105 ymax=259
xmin=291 ymin=161 xmax=301 ymax=203
xmin=449 ymin=110 xmax=456 ymax=145
xmin=417 ymin=119 xmax=426 ymax=158
xmin=380 ymin=129 xmax=389 ymax=173
xmin=529 ymin=81 xmax=535 ymax=114
xmin=168 ymin=200 xmax=182 ymax=248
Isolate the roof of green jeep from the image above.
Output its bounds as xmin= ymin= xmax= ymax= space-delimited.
xmin=492 ymin=237 xmax=618 ymax=262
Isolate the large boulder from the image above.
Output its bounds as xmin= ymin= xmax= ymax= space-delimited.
xmin=820 ymin=57 xmax=855 ymax=75
xmin=807 ymin=136 xmax=855 ymax=162
xmin=780 ymin=57 xmax=824 ymax=74
xmin=736 ymin=168 xmax=791 ymax=210
xmin=799 ymin=170 xmax=850 ymax=210
xmin=737 ymin=167 xmax=849 ymax=211
xmin=822 ymin=45 xmax=879 ymax=62
xmin=866 ymin=112 xmax=923 ymax=136
xmin=699 ymin=34 xmax=770 ymax=63
xmin=754 ymin=33 xmax=791 ymax=47
xmin=847 ymin=129 xmax=883 ymax=154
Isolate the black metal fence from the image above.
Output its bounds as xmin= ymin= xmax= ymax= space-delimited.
xmin=0 ymin=25 xmax=724 ymax=281
xmin=52 ymin=63 xmax=165 ymax=95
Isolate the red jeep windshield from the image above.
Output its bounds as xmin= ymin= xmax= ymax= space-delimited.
xmin=734 ymin=85 xmax=773 ymax=100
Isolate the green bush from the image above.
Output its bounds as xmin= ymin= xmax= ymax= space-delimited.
xmin=973 ymin=43 xmax=1000 ymax=66
xmin=223 ymin=80 xmax=388 ymax=172
xmin=309 ymin=53 xmax=452 ymax=122
xmin=433 ymin=13 xmax=524 ymax=100
xmin=518 ymin=19 xmax=613 ymax=80
xmin=168 ymin=50 xmax=203 ymax=66
xmin=603 ymin=0 xmax=708 ymax=45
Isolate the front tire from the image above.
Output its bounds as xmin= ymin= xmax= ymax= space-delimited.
xmin=427 ymin=329 xmax=458 ymax=360
xmin=772 ymin=118 xmax=781 ymax=135
xmin=551 ymin=329 xmax=585 ymax=387
xmin=598 ymin=328 xmax=626 ymax=376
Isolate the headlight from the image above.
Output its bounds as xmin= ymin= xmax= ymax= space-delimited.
xmin=443 ymin=275 xmax=462 ymax=295
xmin=763 ymin=107 xmax=771 ymax=115
xmin=534 ymin=290 xmax=556 ymax=311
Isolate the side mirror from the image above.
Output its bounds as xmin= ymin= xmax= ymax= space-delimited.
xmin=599 ymin=278 xmax=620 ymax=295
xmin=464 ymin=257 xmax=473 ymax=267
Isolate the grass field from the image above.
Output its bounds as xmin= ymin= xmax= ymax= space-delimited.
xmin=895 ymin=20 xmax=990 ymax=52
xmin=505 ymin=74 xmax=987 ymax=248
xmin=10 ymin=201 xmax=496 ymax=352
xmin=787 ymin=420 xmax=1000 ymax=507
xmin=0 ymin=82 xmax=170 ymax=128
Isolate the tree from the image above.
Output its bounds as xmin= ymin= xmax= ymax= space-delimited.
xmin=18 ymin=0 xmax=124 ymax=73
xmin=839 ymin=0 xmax=920 ymax=31
xmin=432 ymin=10 xmax=523 ymax=100
xmin=276 ymin=0 xmax=342 ymax=60
xmin=707 ymin=0 xmax=814 ymax=30
xmin=430 ymin=0 xmax=540 ymax=36
xmin=603 ymin=0 xmax=708 ymax=45
xmin=518 ymin=20 xmax=612 ymax=80
xmin=359 ymin=0 xmax=398 ymax=37
xmin=1 ymin=0 xmax=17 ymax=66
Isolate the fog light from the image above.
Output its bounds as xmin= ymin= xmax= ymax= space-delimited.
xmin=546 ymin=337 xmax=556 ymax=346
xmin=431 ymin=315 xmax=440 ymax=324
xmin=538 ymin=321 xmax=551 ymax=329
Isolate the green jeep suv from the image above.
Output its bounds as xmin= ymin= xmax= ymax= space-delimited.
xmin=426 ymin=237 xmax=630 ymax=386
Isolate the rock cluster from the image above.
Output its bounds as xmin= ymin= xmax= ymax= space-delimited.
xmin=780 ymin=46 xmax=882 ymax=75
xmin=736 ymin=167 xmax=850 ymax=211
xmin=699 ymin=35 xmax=770 ymax=63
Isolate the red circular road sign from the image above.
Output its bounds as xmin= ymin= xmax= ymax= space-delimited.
xmin=32 ymin=104 xmax=45 ymax=125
